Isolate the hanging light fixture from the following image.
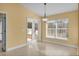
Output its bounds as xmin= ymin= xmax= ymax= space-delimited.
xmin=42 ymin=3 xmax=48 ymax=22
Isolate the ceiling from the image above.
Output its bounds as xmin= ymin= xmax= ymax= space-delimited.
xmin=21 ymin=3 xmax=78 ymax=17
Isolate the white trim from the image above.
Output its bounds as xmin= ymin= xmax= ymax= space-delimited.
xmin=27 ymin=17 xmax=39 ymax=23
xmin=65 ymin=44 xmax=78 ymax=48
xmin=43 ymin=40 xmax=78 ymax=48
xmin=56 ymin=22 xmax=57 ymax=38
xmin=60 ymin=43 xmax=78 ymax=48
xmin=0 ymin=11 xmax=6 ymax=14
xmin=7 ymin=44 xmax=26 ymax=52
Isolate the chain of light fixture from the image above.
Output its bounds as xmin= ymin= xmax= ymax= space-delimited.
xmin=44 ymin=3 xmax=46 ymax=18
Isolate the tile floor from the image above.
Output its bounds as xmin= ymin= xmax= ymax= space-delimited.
xmin=0 ymin=41 xmax=78 ymax=56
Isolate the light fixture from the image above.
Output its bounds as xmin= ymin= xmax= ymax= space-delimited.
xmin=42 ymin=3 xmax=48 ymax=22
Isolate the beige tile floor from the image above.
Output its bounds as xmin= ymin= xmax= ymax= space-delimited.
xmin=0 ymin=41 xmax=78 ymax=56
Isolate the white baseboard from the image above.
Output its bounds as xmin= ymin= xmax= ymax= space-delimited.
xmin=7 ymin=44 xmax=26 ymax=52
xmin=63 ymin=43 xmax=78 ymax=48
xmin=43 ymin=40 xmax=78 ymax=48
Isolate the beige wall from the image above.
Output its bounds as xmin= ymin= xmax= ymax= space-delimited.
xmin=0 ymin=4 xmax=40 ymax=49
xmin=42 ymin=11 xmax=78 ymax=47
xmin=0 ymin=3 xmax=78 ymax=51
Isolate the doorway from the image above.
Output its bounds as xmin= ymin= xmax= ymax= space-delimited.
xmin=0 ymin=13 xmax=6 ymax=52
xmin=26 ymin=18 xmax=39 ymax=48
xmin=32 ymin=21 xmax=39 ymax=41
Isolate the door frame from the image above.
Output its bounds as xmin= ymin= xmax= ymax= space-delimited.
xmin=0 ymin=11 xmax=7 ymax=52
xmin=26 ymin=17 xmax=41 ymax=41
xmin=26 ymin=17 xmax=33 ymax=41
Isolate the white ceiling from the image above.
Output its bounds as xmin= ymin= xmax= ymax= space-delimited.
xmin=21 ymin=3 xmax=78 ymax=16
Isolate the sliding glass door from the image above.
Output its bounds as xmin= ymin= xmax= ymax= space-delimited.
xmin=2 ymin=14 xmax=6 ymax=51
xmin=0 ymin=13 xmax=6 ymax=52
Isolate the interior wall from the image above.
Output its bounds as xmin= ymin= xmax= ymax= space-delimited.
xmin=42 ymin=11 xmax=78 ymax=47
xmin=0 ymin=3 xmax=41 ymax=50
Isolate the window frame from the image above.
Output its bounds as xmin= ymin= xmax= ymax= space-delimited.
xmin=46 ymin=19 xmax=68 ymax=40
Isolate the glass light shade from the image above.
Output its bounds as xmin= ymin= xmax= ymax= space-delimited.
xmin=42 ymin=18 xmax=48 ymax=22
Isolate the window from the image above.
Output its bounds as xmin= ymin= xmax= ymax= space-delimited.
xmin=46 ymin=18 xmax=68 ymax=40
xmin=28 ymin=22 xmax=32 ymax=28
xmin=27 ymin=22 xmax=32 ymax=34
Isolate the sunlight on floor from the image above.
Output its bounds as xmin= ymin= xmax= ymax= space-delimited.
xmin=27 ymin=38 xmax=39 ymax=50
